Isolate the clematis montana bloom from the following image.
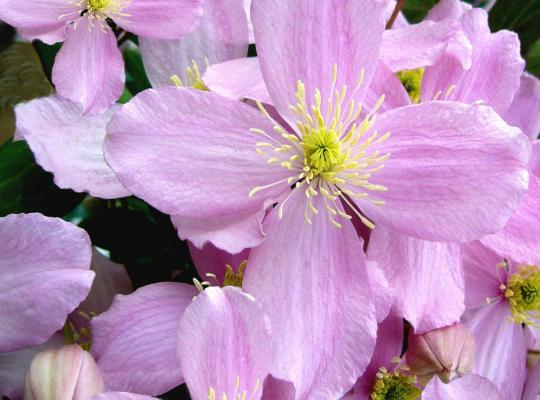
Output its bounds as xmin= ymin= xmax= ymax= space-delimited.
xmin=0 ymin=0 xmax=203 ymax=114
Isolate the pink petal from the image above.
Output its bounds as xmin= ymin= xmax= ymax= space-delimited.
xmin=351 ymin=315 xmax=404 ymax=399
xmin=140 ymin=0 xmax=248 ymax=87
xmin=0 ymin=334 xmax=64 ymax=400
xmin=461 ymin=241 xmax=503 ymax=310
xmin=117 ymin=0 xmax=202 ymax=39
xmin=366 ymin=261 xmax=394 ymax=323
xmin=422 ymin=10 xmax=524 ymax=115
xmin=251 ymin=0 xmax=387 ymax=125
xmin=0 ymin=213 xmax=93 ymax=352
xmin=24 ymin=345 xmax=104 ymax=400
xmin=105 ymin=87 xmax=290 ymax=253
xmin=260 ymin=376 xmax=296 ymax=400
xmin=523 ymin=359 xmax=540 ymax=400
xmin=356 ymin=101 xmax=530 ymax=242
xmin=425 ymin=0 xmax=472 ymax=22
xmin=178 ymin=286 xmax=273 ymax=400
xmin=0 ymin=0 xmax=76 ymax=44
xmin=533 ymin=141 xmax=540 ymax=177
xmin=52 ymin=19 xmax=124 ymax=115
xmin=203 ymin=58 xmax=272 ymax=104
xmin=188 ymin=241 xmax=249 ymax=285
xmin=91 ymin=283 xmax=197 ymax=395
xmin=14 ymin=96 xmax=129 ymax=199
xmin=464 ymin=303 xmax=527 ymax=400
xmin=422 ymin=374 xmax=502 ymax=400
xmin=363 ymin=62 xmax=410 ymax=114
xmin=70 ymin=249 xmax=132 ymax=331
xmin=92 ymin=394 xmax=158 ymax=400
xmin=380 ymin=19 xmax=472 ymax=72
xmin=480 ymin=175 xmax=540 ymax=265
xmin=504 ymin=73 xmax=540 ymax=141
xmin=243 ymin=189 xmax=377 ymax=399
xmin=367 ymin=227 xmax=464 ymax=334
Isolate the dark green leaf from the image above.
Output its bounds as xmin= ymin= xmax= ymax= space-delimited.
xmin=0 ymin=140 xmax=84 ymax=217
xmin=526 ymin=39 xmax=540 ymax=77
xmin=32 ymin=41 xmax=62 ymax=82
xmin=123 ymin=46 xmax=152 ymax=95
xmin=401 ymin=0 xmax=439 ymax=23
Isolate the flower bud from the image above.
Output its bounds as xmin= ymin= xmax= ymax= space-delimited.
xmin=23 ymin=345 xmax=104 ymax=400
xmin=406 ymin=323 xmax=475 ymax=383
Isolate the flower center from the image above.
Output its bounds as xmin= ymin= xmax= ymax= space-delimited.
xmin=396 ymin=68 xmax=424 ymax=104
xmin=87 ymin=0 xmax=110 ymax=12
xmin=505 ymin=264 xmax=540 ymax=325
xmin=370 ymin=368 xmax=421 ymax=400
xmin=207 ymin=376 xmax=260 ymax=400
xmin=249 ymin=64 xmax=391 ymax=229
xmin=223 ymin=260 xmax=247 ymax=287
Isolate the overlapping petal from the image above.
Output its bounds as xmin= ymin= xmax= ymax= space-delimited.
xmin=52 ymin=19 xmax=124 ymax=115
xmin=188 ymin=241 xmax=249 ymax=285
xmin=14 ymin=96 xmax=129 ymax=199
xmin=91 ymin=283 xmax=197 ymax=395
xmin=243 ymin=190 xmax=377 ymax=399
xmin=0 ymin=214 xmax=93 ymax=352
xmin=504 ymin=73 xmax=540 ymax=141
xmin=356 ymin=101 xmax=530 ymax=242
xmin=422 ymin=374 xmax=502 ymax=400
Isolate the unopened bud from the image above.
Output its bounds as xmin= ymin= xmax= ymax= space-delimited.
xmin=24 ymin=345 xmax=104 ymax=400
xmin=406 ymin=323 xmax=474 ymax=383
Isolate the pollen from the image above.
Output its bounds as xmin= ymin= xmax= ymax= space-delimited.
xmin=505 ymin=264 xmax=540 ymax=326
xmin=249 ymin=64 xmax=391 ymax=229
xmin=370 ymin=367 xmax=421 ymax=400
xmin=87 ymin=0 xmax=111 ymax=12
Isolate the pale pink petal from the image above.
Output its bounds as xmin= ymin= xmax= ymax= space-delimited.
xmin=14 ymin=96 xmax=129 ymax=199
xmin=363 ymin=62 xmax=410 ymax=114
xmin=203 ymin=58 xmax=272 ymax=104
xmin=251 ymin=0 xmax=388 ymax=125
xmin=0 ymin=334 xmax=64 ymax=400
xmin=351 ymin=315 xmax=404 ymax=399
xmin=480 ymin=176 xmax=540 ymax=265
xmin=356 ymin=101 xmax=530 ymax=242
xmin=91 ymin=283 xmax=198 ymax=395
xmin=105 ymin=87 xmax=291 ymax=253
xmin=523 ymin=359 xmax=540 ymax=400
xmin=117 ymin=0 xmax=202 ymax=39
xmin=140 ymin=0 xmax=248 ymax=87
xmin=188 ymin=241 xmax=249 ymax=285
xmin=366 ymin=261 xmax=394 ymax=322
xmin=422 ymin=10 xmax=524 ymax=114
xmin=24 ymin=345 xmax=104 ymax=400
xmin=385 ymin=0 xmax=408 ymax=28
xmin=243 ymin=190 xmax=377 ymax=399
xmin=0 ymin=214 xmax=93 ymax=352
xmin=425 ymin=0 xmax=472 ymax=22
xmin=464 ymin=303 xmax=527 ymax=400
xmin=367 ymin=227 xmax=464 ymax=334
xmin=92 ymin=393 xmax=158 ymax=400
xmin=260 ymin=376 xmax=296 ymax=400
xmin=0 ymin=0 xmax=77 ymax=44
xmin=178 ymin=286 xmax=272 ymax=400
xmin=52 ymin=19 xmax=124 ymax=115
xmin=380 ymin=19 xmax=472 ymax=72
xmin=533 ymin=141 xmax=540 ymax=177
xmin=170 ymin=205 xmax=268 ymax=255
xmin=461 ymin=241 xmax=503 ymax=310
xmin=504 ymin=73 xmax=540 ymax=141
xmin=422 ymin=375 xmax=502 ymax=400
xmin=70 ymin=249 xmax=132 ymax=331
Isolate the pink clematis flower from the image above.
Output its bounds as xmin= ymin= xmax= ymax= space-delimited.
xmin=140 ymin=0 xmax=250 ymax=89
xmin=104 ymin=0 xmax=529 ymax=397
xmin=0 ymin=0 xmax=203 ymax=115
xmin=460 ymin=241 xmax=536 ymax=400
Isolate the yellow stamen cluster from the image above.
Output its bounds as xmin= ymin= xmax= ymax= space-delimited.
xmin=87 ymin=0 xmax=111 ymax=12
xmin=223 ymin=260 xmax=247 ymax=287
xmin=396 ymin=68 xmax=424 ymax=104
xmin=207 ymin=376 xmax=261 ymax=400
xmin=62 ymin=0 xmax=131 ymax=30
xmin=249 ymin=64 xmax=391 ymax=229
xmin=62 ymin=311 xmax=95 ymax=351
xmin=371 ymin=367 xmax=421 ymax=400
xmin=171 ymin=59 xmax=209 ymax=91
xmin=505 ymin=264 xmax=540 ymax=325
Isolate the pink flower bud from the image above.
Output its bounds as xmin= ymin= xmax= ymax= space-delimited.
xmin=406 ymin=323 xmax=475 ymax=383
xmin=23 ymin=345 xmax=104 ymax=400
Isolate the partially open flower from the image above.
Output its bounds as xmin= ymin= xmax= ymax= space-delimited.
xmin=23 ymin=345 xmax=104 ymax=400
xmin=406 ymin=323 xmax=475 ymax=384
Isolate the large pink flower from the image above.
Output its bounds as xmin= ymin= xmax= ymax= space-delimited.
xmin=0 ymin=0 xmax=203 ymax=114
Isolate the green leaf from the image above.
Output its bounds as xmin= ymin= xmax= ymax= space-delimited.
xmin=401 ymin=0 xmax=439 ymax=23
xmin=32 ymin=41 xmax=62 ymax=82
xmin=123 ymin=46 xmax=152 ymax=95
xmin=526 ymin=39 xmax=540 ymax=77
xmin=0 ymin=140 xmax=84 ymax=217
xmin=488 ymin=0 xmax=540 ymax=54
xmin=0 ymin=42 xmax=53 ymax=145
